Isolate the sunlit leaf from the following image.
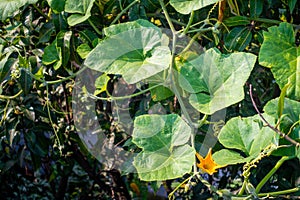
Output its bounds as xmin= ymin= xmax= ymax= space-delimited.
xmin=259 ymin=22 xmax=300 ymax=100
xmin=264 ymin=97 xmax=300 ymax=133
xmin=213 ymin=114 xmax=278 ymax=165
xmin=179 ymin=48 xmax=256 ymax=115
xmin=213 ymin=149 xmax=252 ymax=166
xmin=170 ymin=0 xmax=219 ymax=15
xmin=84 ymin=19 xmax=171 ymax=84
xmin=65 ymin=0 xmax=95 ymax=26
xmin=132 ymin=114 xmax=194 ymax=181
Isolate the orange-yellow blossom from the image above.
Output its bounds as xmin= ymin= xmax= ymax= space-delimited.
xmin=196 ymin=148 xmax=222 ymax=175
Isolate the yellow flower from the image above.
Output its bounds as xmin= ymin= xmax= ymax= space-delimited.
xmin=196 ymin=148 xmax=222 ymax=175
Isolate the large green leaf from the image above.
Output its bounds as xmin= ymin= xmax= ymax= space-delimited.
xmin=170 ymin=0 xmax=219 ymax=15
xmin=213 ymin=114 xmax=278 ymax=165
xmin=259 ymin=22 xmax=300 ymax=100
xmin=0 ymin=0 xmax=38 ymax=21
xmin=65 ymin=0 xmax=95 ymax=26
xmin=264 ymin=97 xmax=300 ymax=134
xmin=264 ymin=98 xmax=300 ymax=157
xmin=84 ymin=20 xmax=171 ymax=84
xmin=179 ymin=48 xmax=256 ymax=115
xmin=213 ymin=149 xmax=252 ymax=166
xmin=132 ymin=114 xmax=195 ymax=181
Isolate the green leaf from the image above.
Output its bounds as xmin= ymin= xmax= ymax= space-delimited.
xmin=225 ymin=27 xmax=252 ymax=52
xmin=288 ymin=0 xmax=297 ymax=13
xmin=277 ymin=84 xmax=291 ymax=119
xmin=65 ymin=0 xmax=95 ymax=26
xmin=94 ymin=73 xmax=110 ymax=95
xmin=170 ymin=0 xmax=219 ymax=15
xmin=250 ymin=0 xmax=263 ymax=18
xmin=47 ymin=0 xmax=66 ymax=13
xmin=0 ymin=52 xmax=13 ymax=82
xmin=264 ymin=97 xmax=300 ymax=157
xmin=77 ymin=43 xmax=91 ymax=59
xmin=42 ymin=31 xmax=71 ymax=69
xmin=259 ymin=22 xmax=300 ymax=100
xmin=19 ymin=68 xmax=32 ymax=95
xmin=38 ymin=22 xmax=55 ymax=44
xmin=215 ymin=114 xmax=278 ymax=165
xmin=179 ymin=48 xmax=256 ymax=115
xmin=84 ymin=20 xmax=171 ymax=84
xmin=150 ymin=84 xmax=173 ymax=101
xmin=223 ymin=16 xmax=251 ymax=27
xmin=0 ymin=0 xmax=38 ymax=21
xmin=56 ymin=31 xmax=72 ymax=68
xmin=132 ymin=114 xmax=195 ymax=181
xmin=213 ymin=149 xmax=252 ymax=166
xmin=264 ymin=97 xmax=300 ymax=133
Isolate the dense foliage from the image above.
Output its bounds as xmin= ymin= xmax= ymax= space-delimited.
xmin=0 ymin=0 xmax=299 ymax=199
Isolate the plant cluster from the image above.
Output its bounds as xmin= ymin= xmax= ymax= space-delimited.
xmin=0 ymin=0 xmax=299 ymax=199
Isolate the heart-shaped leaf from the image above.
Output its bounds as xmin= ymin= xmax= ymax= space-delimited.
xmin=213 ymin=114 xmax=278 ymax=166
xmin=259 ymin=22 xmax=300 ymax=100
xmin=170 ymin=0 xmax=219 ymax=15
xmin=179 ymin=48 xmax=256 ymax=115
xmin=84 ymin=20 xmax=171 ymax=84
xmin=132 ymin=114 xmax=195 ymax=181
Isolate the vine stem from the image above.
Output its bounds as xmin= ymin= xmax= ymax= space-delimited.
xmin=255 ymin=156 xmax=292 ymax=193
xmin=88 ymin=19 xmax=102 ymax=36
xmin=158 ymin=0 xmax=197 ymax=175
xmin=21 ymin=63 xmax=88 ymax=85
xmin=183 ymin=11 xmax=194 ymax=34
xmin=249 ymin=84 xmax=299 ymax=146
xmin=258 ymin=187 xmax=300 ymax=197
xmin=88 ymin=84 xmax=161 ymax=101
xmin=46 ymin=84 xmax=63 ymax=155
xmin=0 ymin=90 xmax=23 ymax=100
xmin=0 ymin=100 xmax=10 ymax=126
xmin=110 ymin=0 xmax=140 ymax=25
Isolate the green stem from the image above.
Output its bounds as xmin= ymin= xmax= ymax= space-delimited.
xmin=183 ymin=11 xmax=195 ymax=34
xmin=158 ymin=0 xmax=197 ymax=174
xmin=22 ymin=65 xmax=88 ymax=85
xmin=46 ymin=84 xmax=62 ymax=155
xmin=187 ymin=27 xmax=214 ymax=34
xmin=147 ymin=13 xmax=190 ymax=28
xmin=168 ymin=173 xmax=197 ymax=199
xmin=180 ymin=32 xmax=201 ymax=54
xmin=88 ymin=19 xmax=102 ymax=36
xmin=158 ymin=0 xmax=176 ymax=33
xmin=238 ymin=179 xmax=248 ymax=196
xmin=258 ymin=187 xmax=300 ymax=197
xmin=0 ymin=90 xmax=23 ymax=100
xmin=110 ymin=0 xmax=140 ymax=25
xmin=0 ymin=100 xmax=10 ymax=126
xmin=255 ymin=156 xmax=292 ymax=193
xmin=89 ymin=84 xmax=161 ymax=101
xmin=33 ymin=4 xmax=50 ymax=21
